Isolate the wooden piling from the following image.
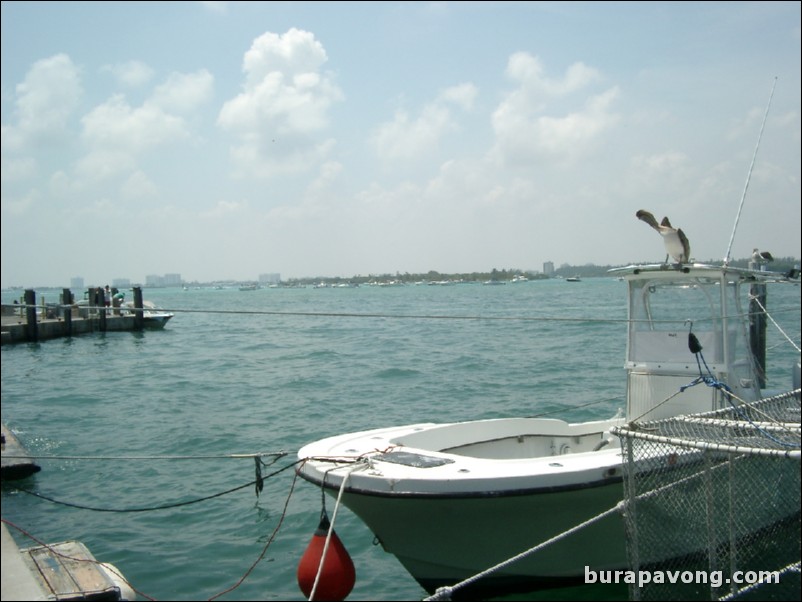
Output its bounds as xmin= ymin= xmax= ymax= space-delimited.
xmin=133 ymin=287 xmax=144 ymax=330
xmin=62 ymin=288 xmax=73 ymax=336
xmin=96 ymin=288 xmax=107 ymax=332
xmin=24 ymin=289 xmax=37 ymax=342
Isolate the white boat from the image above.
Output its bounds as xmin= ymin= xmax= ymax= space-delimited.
xmin=123 ymin=300 xmax=174 ymax=328
xmin=297 ymin=261 xmax=800 ymax=598
xmin=75 ymin=298 xmax=173 ymax=328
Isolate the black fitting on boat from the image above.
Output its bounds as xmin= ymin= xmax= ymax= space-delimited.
xmin=688 ymin=332 xmax=703 ymax=354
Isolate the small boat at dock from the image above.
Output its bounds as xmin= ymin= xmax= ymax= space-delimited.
xmin=122 ymin=300 xmax=174 ymax=328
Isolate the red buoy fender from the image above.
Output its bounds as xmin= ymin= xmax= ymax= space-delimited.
xmin=297 ymin=514 xmax=356 ymax=601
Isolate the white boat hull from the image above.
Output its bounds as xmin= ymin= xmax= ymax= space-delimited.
xmin=341 ymin=479 xmax=625 ymax=595
xmin=297 ymin=417 xmax=627 ymax=596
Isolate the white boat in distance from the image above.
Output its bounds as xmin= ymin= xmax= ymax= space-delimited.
xmin=297 ymin=261 xmax=801 ymax=598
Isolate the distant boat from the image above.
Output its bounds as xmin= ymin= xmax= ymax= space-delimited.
xmin=238 ymin=284 xmax=261 ymax=291
xmin=566 ymin=276 xmax=581 ymax=282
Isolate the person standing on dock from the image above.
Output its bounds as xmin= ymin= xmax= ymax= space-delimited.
xmin=104 ymin=285 xmax=111 ymax=315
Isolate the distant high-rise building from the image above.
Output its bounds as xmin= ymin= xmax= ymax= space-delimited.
xmin=146 ymin=273 xmax=182 ymax=287
xmin=543 ymin=261 xmax=554 ymax=276
xmin=259 ymin=273 xmax=281 ymax=284
xmin=70 ymin=276 xmax=84 ymax=290
xmin=164 ymin=273 xmax=182 ymax=287
xmin=112 ymin=278 xmax=131 ymax=289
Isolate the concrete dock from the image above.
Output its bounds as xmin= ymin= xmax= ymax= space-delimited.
xmin=1 ymin=523 xmax=133 ymax=601
xmin=1 ymin=522 xmax=47 ymax=601
xmin=1 ymin=286 xmax=153 ymax=345
xmin=1 ymin=312 xmax=146 ymax=345
xmin=1 ymin=423 xmax=41 ymax=480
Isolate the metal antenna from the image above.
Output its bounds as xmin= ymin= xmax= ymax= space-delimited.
xmin=723 ymin=76 xmax=777 ymax=266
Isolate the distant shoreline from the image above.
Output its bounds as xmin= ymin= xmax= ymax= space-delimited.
xmin=3 ymin=256 xmax=799 ymax=292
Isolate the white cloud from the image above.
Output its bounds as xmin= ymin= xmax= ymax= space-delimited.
xmin=0 ymin=154 xmax=37 ymax=183
xmin=3 ymin=54 xmax=82 ymax=148
xmin=82 ymin=94 xmax=188 ymax=153
xmin=75 ymin=94 xmax=188 ymax=184
xmin=200 ymin=199 xmax=249 ymax=219
xmin=490 ymin=54 xmax=619 ymax=166
xmin=121 ymin=170 xmax=158 ymax=201
xmin=199 ymin=1 xmax=228 ymax=14
xmin=1 ymin=188 xmax=38 ymax=216
xmin=72 ymin=70 xmax=210 ymax=185
xmin=218 ymin=28 xmax=343 ymax=178
xmin=149 ymin=70 xmax=214 ymax=113
xmin=242 ymin=28 xmax=328 ymax=87
xmin=103 ymin=60 xmax=155 ymax=88
xmin=506 ymin=53 xmax=601 ymax=101
xmin=631 ymin=151 xmax=690 ymax=174
xmin=74 ymin=149 xmax=138 ymax=184
xmin=371 ymin=83 xmax=478 ymax=161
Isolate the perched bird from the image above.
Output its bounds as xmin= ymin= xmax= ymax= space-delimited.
xmin=636 ymin=209 xmax=691 ymax=264
xmin=751 ymin=248 xmax=774 ymax=264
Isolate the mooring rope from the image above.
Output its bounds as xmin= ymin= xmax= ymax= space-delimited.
xmin=308 ymin=461 xmax=367 ymax=601
xmin=11 ymin=459 xmax=302 ymax=513
xmin=0 ymin=451 xmax=287 ymax=461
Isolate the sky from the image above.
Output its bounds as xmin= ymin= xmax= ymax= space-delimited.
xmin=1 ymin=1 xmax=800 ymax=288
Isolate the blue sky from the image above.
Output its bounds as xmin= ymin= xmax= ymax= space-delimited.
xmin=2 ymin=1 xmax=800 ymax=287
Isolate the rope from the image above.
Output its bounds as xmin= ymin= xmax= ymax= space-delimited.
xmin=628 ymin=388 xmax=686 ymax=425
xmin=308 ymin=462 xmax=367 ymax=601
xmin=527 ymin=394 xmax=623 ymax=419
xmin=723 ymin=76 xmax=776 ymax=265
xmin=208 ymin=468 xmax=302 ymax=601
xmin=5 ymin=463 xmax=304 ymax=602
xmin=11 ymin=459 xmax=302 ymax=513
xmin=0 ymin=451 xmax=287 ymax=461
xmin=750 ymin=294 xmax=801 ymax=352
xmin=717 ymin=561 xmax=800 ymax=601
xmin=423 ymin=502 xmax=624 ymax=601
xmin=5 ymin=301 xmax=629 ymax=323
xmin=680 ymin=344 xmax=799 ymax=448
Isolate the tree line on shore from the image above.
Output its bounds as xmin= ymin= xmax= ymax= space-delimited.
xmin=276 ymin=256 xmax=800 ymax=287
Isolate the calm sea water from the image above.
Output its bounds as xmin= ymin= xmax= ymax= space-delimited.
xmin=2 ymin=278 xmax=799 ymax=601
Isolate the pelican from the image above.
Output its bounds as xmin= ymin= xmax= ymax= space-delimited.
xmin=636 ymin=209 xmax=691 ymax=264
xmin=751 ymin=248 xmax=774 ymax=263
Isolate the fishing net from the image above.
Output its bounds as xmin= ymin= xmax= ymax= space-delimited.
xmin=613 ymin=390 xmax=801 ymax=601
